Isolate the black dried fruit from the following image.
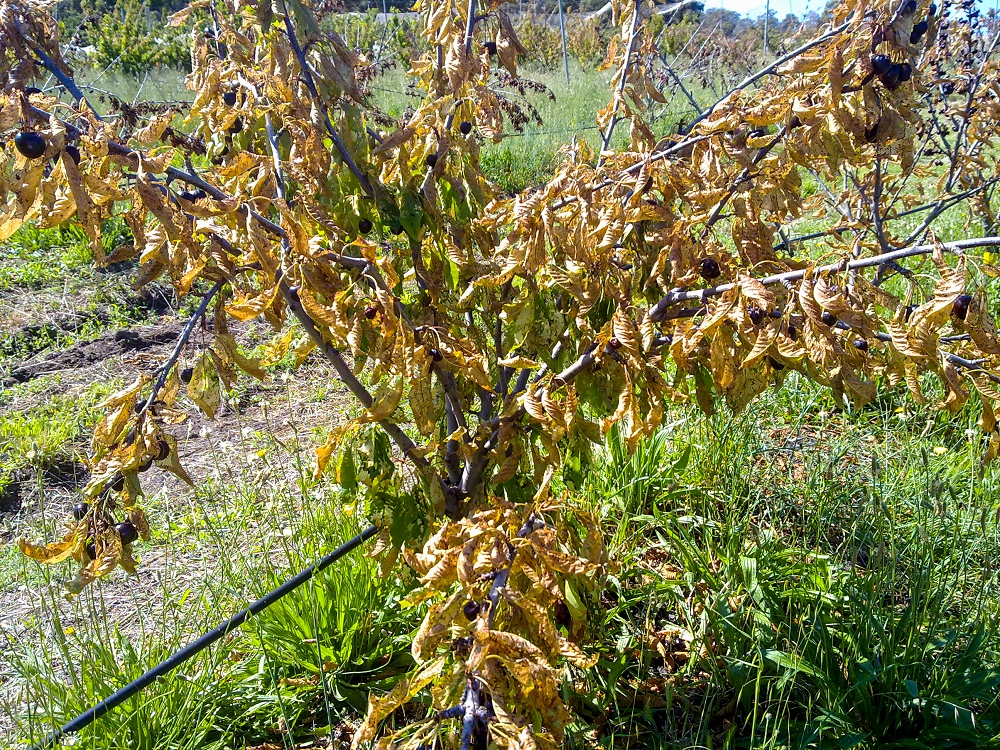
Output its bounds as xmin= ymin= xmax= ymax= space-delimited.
xmin=459 ymin=120 xmax=473 ymax=135
xmin=870 ymin=54 xmax=893 ymax=75
xmin=223 ymin=90 xmax=237 ymax=106
xmin=554 ymin=599 xmax=571 ymax=628
xmin=904 ymin=304 xmax=917 ymax=321
xmin=72 ymin=502 xmax=89 ymax=520
xmin=463 ymin=600 xmax=481 ymax=620
xmin=116 ymin=521 xmax=139 ymax=546
xmin=110 ymin=474 xmax=125 ymax=492
xmin=138 ymin=458 xmax=153 ymax=473
xmin=787 ymin=323 xmax=798 ymax=341
xmin=699 ymin=257 xmax=721 ymax=280
xmin=86 ymin=542 xmax=97 ymax=559
xmin=854 ymin=338 xmax=869 ymax=352
xmin=430 ymin=348 xmax=443 ymax=362
xmin=898 ymin=63 xmax=912 ymax=82
xmin=911 ymin=20 xmax=928 ymax=43
xmin=15 ymin=131 xmax=46 ymax=159
xmin=228 ymin=117 xmax=243 ymax=134
xmin=364 ymin=305 xmax=378 ymax=320
xmin=64 ymin=144 xmax=81 ymax=164
xmin=358 ymin=218 xmax=373 ymax=235
xmin=953 ymin=294 xmax=972 ymax=320
xmin=425 ymin=153 xmax=438 ymax=168
xmin=748 ymin=304 xmax=765 ymax=325
xmin=608 ymin=337 xmax=622 ymax=350
xmin=821 ymin=310 xmax=838 ymax=326
xmin=865 ymin=122 xmax=879 ymax=143
xmin=179 ymin=189 xmax=206 ymax=202
xmin=879 ymin=68 xmax=902 ymax=90
xmin=484 ymin=41 xmax=497 ymax=55
xmin=902 ymin=0 xmax=917 ymax=15
xmin=156 ymin=439 xmax=170 ymax=461
xmin=180 ymin=367 xmax=194 ymax=384
xmin=789 ymin=115 xmax=803 ymax=129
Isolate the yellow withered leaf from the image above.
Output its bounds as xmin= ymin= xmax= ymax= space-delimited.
xmin=18 ymin=530 xmax=84 ymax=565
xmin=352 ymin=656 xmax=446 ymax=748
xmin=365 ymin=378 xmax=404 ymax=422
xmin=188 ymin=351 xmax=221 ymax=419
xmin=226 ymin=286 xmax=279 ymax=321
xmin=411 ymin=590 xmax=466 ymax=663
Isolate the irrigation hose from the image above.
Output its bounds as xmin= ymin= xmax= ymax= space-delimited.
xmin=26 ymin=524 xmax=379 ymax=750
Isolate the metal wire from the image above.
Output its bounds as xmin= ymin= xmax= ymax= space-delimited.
xmin=27 ymin=524 xmax=379 ymax=750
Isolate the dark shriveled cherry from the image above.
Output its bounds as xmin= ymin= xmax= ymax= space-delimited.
xmin=699 ymin=257 xmax=721 ymax=280
xmin=748 ymin=305 xmax=765 ymax=326
xmin=953 ymin=294 xmax=972 ymax=320
xmin=180 ymin=367 xmax=194 ymax=384
xmin=72 ymin=502 xmax=89 ymax=520
xmin=821 ymin=310 xmax=838 ymax=326
xmin=116 ymin=521 xmax=139 ymax=546
xmin=358 ymin=218 xmax=373 ymax=235
xmin=854 ymin=338 xmax=869 ymax=352
xmin=463 ymin=600 xmax=481 ymax=620
xmin=156 ymin=439 xmax=171 ymax=461
xmin=223 ymin=90 xmax=237 ymax=106
xmin=459 ymin=121 xmax=473 ymax=135
xmin=15 ymin=131 xmax=46 ymax=159
xmin=870 ymin=54 xmax=893 ymax=75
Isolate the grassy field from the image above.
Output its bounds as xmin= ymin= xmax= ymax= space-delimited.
xmin=4 ymin=61 xmax=1000 ymax=750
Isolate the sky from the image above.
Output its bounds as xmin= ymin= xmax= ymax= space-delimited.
xmin=705 ymin=0 xmax=999 ymax=16
xmin=704 ymin=0 xmax=817 ymax=15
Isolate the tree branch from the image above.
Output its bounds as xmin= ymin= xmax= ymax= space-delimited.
xmin=136 ymin=281 xmax=224 ymax=419
xmin=650 ymin=236 xmax=1000 ymax=321
xmin=597 ymin=0 xmax=642 ymax=167
xmin=277 ymin=0 xmax=374 ymax=197
xmin=18 ymin=26 xmax=103 ymax=121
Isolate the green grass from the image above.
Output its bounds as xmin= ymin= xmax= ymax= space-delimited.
xmin=568 ymin=375 xmax=1000 ymax=748
xmin=0 ymin=381 xmax=117 ymax=502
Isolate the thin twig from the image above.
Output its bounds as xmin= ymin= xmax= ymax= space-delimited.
xmin=136 ymin=281 xmax=224 ymax=419
xmin=649 ymin=236 xmax=1000 ymax=320
xmin=18 ymin=26 xmax=103 ymax=121
xmin=277 ymin=0 xmax=374 ymax=196
xmin=597 ymin=0 xmax=642 ymax=167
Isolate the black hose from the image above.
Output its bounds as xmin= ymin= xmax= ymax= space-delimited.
xmin=27 ymin=524 xmax=379 ymax=750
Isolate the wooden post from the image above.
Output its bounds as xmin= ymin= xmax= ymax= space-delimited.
xmin=763 ymin=0 xmax=770 ymax=57
xmin=558 ymin=0 xmax=570 ymax=85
